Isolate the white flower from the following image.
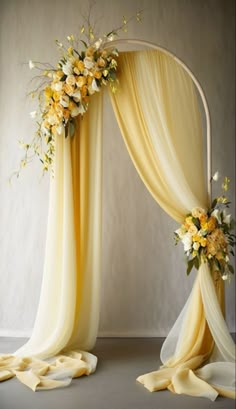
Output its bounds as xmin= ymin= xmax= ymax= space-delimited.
xmin=29 ymin=60 xmax=35 ymax=69
xmin=78 ymin=104 xmax=87 ymax=115
xmin=211 ymin=209 xmax=221 ymax=223
xmin=182 ymin=233 xmax=192 ymax=252
xmin=62 ymin=61 xmax=73 ymax=76
xmin=212 ymin=171 xmax=219 ymax=181
xmin=94 ymin=38 xmax=103 ymax=49
xmin=60 ymin=95 xmax=69 ymax=108
xmin=30 ymin=110 xmax=37 ymax=118
xmin=84 ymin=57 xmax=94 ymax=69
xmin=193 ymin=242 xmax=200 ymax=251
xmin=83 ymin=68 xmax=90 ymax=76
xmin=223 ymin=210 xmax=231 ymax=225
xmin=72 ymin=90 xmax=81 ymax=102
xmin=112 ymin=49 xmax=119 ymax=56
xmin=90 ymin=78 xmax=100 ymax=93
xmin=107 ymin=33 xmax=115 ymax=41
xmin=222 ymin=273 xmax=228 ymax=281
xmin=47 ymin=113 xmax=58 ymax=125
xmin=56 ymin=124 xmax=63 ymax=135
xmin=71 ymin=106 xmax=80 ymax=117
xmin=53 ymin=82 xmax=63 ymax=91
xmin=175 ymin=227 xmax=186 ymax=239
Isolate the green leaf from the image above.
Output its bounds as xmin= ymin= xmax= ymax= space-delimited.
xmin=228 ymin=264 xmax=234 ymax=275
xmin=211 ymin=198 xmax=217 ymax=209
xmin=187 ymin=259 xmax=195 ymax=275
xmin=193 ymin=257 xmax=200 ymax=270
xmin=80 ymin=40 xmax=88 ymax=49
xmin=69 ymin=120 xmax=75 ymax=137
xmin=61 ymin=75 xmax=67 ymax=82
xmin=73 ymin=49 xmax=81 ymax=58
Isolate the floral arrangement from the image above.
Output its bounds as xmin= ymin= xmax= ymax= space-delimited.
xmin=174 ymin=173 xmax=235 ymax=281
xmin=16 ymin=8 xmax=142 ymax=175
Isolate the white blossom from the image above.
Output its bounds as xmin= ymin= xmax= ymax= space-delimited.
xmin=182 ymin=233 xmax=192 ymax=252
xmin=223 ymin=210 xmax=231 ymax=225
xmin=211 ymin=209 xmax=221 ymax=223
xmin=62 ymin=61 xmax=73 ymax=76
xmin=30 ymin=110 xmax=37 ymax=118
xmin=212 ymin=171 xmax=220 ymax=181
xmin=29 ymin=60 xmax=35 ymax=69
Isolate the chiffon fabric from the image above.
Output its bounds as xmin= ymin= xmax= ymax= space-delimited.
xmin=0 ymin=93 xmax=102 ymax=390
xmin=110 ymin=51 xmax=235 ymax=400
xmin=0 ymin=50 xmax=235 ymax=398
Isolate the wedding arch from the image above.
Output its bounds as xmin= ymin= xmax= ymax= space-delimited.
xmin=0 ymin=39 xmax=235 ymax=400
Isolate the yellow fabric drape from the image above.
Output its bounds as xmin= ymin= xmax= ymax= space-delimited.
xmin=110 ymin=51 xmax=235 ymax=400
xmin=0 ymin=93 xmax=103 ymax=390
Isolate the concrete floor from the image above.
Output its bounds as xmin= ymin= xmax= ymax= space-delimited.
xmin=0 ymin=337 xmax=235 ymax=409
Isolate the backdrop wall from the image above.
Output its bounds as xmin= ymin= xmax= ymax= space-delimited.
xmin=0 ymin=0 xmax=235 ymax=338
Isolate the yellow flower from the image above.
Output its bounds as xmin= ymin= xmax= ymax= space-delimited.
xmin=54 ymin=103 xmax=64 ymax=117
xmin=206 ymin=228 xmax=227 ymax=257
xmin=44 ymin=86 xmax=53 ymax=99
xmin=86 ymin=76 xmax=93 ymax=86
xmin=184 ymin=216 xmax=193 ymax=229
xmin=192 ymin=207 xmax=206 ymax=219
xmin=200 ymin=214 xmax=207 ymax=227
xmin=76 ymin=76 xmax=87 ymax=87
xmin=215 ymin=252 xmax=224 ymax=261
xmin=66 ymin=74 xmax=76 ymax=86
xmin=53 ymin=91 xmax=61 ymax=102
xmin=222 ymin=177 xmax=230 ymax=192
xmin=68 ymin=100 xmax=77 ymax=111
xmin=101 ymin=50 xmax=108 ymax=58
xmin=67 ymin=47 xmax=74 ymax=55
xmin=94 ymin=70 xmax=102 ymax=79
xmin=188 ymin=224 xmax=198 ymax=236
xmin=81 ymin=85 xmax=88 ymax=97
xmin=217 ymin=196 xmax=228 ymax=204
xmin=86 ymin=47 xmax=95 ymax=57
xmin=207 ymin=216 xmax=217 ymax=232
xmin=200 ymin=237 xmax=207 ymax=247
xmin=193 ymin=234 xmax=201 ymax=242
xmin=74 ymin=59 xmax=85 ymax=72
xmin=63 ymin=109 xmax=70 ymax=121
xmin=97 ymin=57 xmax=106 ymax=68
xmin=64 ymin=83 xmax=75 ymax=96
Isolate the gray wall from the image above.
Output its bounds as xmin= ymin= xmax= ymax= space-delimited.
xmin=0 ymin=0 xmax=235 ymax=337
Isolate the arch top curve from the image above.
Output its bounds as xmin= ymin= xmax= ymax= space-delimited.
xmin=104 ymin=38 xmax=212 ymax=204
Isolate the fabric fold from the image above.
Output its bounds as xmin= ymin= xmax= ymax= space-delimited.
xmin=0 ymin=93 xmax=102 ymax=390
xmin=110 ymin=50 xmax=235 ymax=400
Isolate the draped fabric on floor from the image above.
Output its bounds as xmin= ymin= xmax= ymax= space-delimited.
xmin=0 ymin=50 xmax=235 ymax=398
xmin=110 ymin=51 xmax=235 ymax=400
xmin=0 ymin=93 xmax=102 ymax=390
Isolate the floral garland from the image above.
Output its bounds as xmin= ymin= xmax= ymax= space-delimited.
xmin=174 ymin=174 xmax=235 ymax=281
xmin=16 ymin=10 xmax=142 ymax=175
